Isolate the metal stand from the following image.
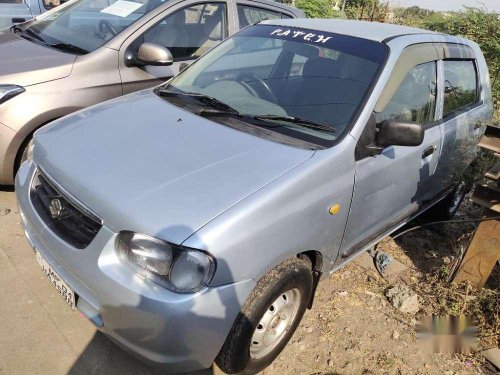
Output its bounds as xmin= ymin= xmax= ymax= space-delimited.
xmin=453 ymin=125 xmax=500 ymax=289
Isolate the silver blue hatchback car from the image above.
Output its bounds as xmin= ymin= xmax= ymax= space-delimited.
xmin=16 ymin=19 xmax=493 ymax=374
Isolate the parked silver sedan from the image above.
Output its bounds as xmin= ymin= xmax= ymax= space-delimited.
xmin=0 ymin=0 xmax=302 ymax=185
xmin=16 ymin=19 xmax=492 ymax=374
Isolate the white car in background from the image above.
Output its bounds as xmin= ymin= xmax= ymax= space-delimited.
xmin=0 ymin=0 xmax=64 ymax=29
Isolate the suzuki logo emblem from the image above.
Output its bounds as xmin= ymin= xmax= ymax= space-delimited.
xmin=49 ymin=199 xmax=65 ymax=220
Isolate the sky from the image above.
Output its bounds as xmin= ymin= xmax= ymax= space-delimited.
xmin=395 ymin=0 xmax=500 ymax=12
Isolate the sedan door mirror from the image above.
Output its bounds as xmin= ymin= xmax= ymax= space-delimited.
xmin=134 ymin=43 xmax=174 ymax=66
xmin=376 ymin=120 xmax=424 ymax=148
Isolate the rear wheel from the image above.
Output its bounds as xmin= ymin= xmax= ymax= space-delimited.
xmin=424 ymin=179 xmax=467 ymax=221
xmin=216 ymin=257 xmax=313 ymax=375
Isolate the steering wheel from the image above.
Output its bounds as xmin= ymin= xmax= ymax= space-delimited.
xmin=98 ymin=20 xmax=118 ymax=37
xmin=236 ymin=72 xmax=278 ymax=103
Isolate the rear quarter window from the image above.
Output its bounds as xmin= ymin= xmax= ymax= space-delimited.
xmin=443 ymin=60 xmax=479 ymax=117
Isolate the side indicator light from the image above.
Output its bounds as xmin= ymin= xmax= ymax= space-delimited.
xmin=329 ymin=204 xmax=341 ymax=215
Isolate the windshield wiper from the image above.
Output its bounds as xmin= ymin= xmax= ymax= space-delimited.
xmin=157 ymin=89 xmax=333 ymax=133
xmin=252 ymin=115 xmax=335 ymax=132
xmin=157 ymin=89 xmax=239 ymax=114
xmin=12 ymin=25 xmax=88 ymax=54
xmin=10 ymin=24 xmax=23 ymax=33
xmin=49 ymin=43 xmax=89 ymax=55
xmin=13 ymin=26 xmax=46 ymax=44
xmin=200 ymin=110 xmax=334 ymax=133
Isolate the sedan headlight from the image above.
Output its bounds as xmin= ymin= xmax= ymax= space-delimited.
xmin=116 ymin=231 xmax=216 ymax=293
xmin=0 ymin=85 xmax=25 ymax=105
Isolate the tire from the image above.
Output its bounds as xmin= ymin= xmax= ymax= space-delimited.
xmin=15 ymin=136 xmax=33 ymax=176
xmin=216 ymin=257 xmax=313 ymax=375
xmin=424 ymin=179 xmax=467 ymax=221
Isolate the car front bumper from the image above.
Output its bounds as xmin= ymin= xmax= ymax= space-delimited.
xmin=15 ymin=161 xmax=255 ymax=373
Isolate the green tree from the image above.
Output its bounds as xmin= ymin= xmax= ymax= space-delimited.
xmin=294 ymin=0 xmax=344 ymax=18
xmin=391 ymin=6 xmax=435 ymax=26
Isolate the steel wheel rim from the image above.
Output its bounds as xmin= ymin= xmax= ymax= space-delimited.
xmin=249 ymin=288 xmax=301 ymax=360
xmin=449 ymin=180 xmax=466 ymax=214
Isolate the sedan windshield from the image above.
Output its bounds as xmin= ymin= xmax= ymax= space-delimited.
xmin=14 ymin=0 xmax=166 ymax=53
xmin=162 ymin=24 xmax=388 ymax=148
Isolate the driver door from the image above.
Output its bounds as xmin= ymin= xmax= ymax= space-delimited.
xmin=339 ymin=45 xmax=443 ymax=259
xmin=119 ymin=1 xmax=230 ymax=94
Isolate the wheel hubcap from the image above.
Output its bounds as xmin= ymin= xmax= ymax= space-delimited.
xmin=249 ymin=288 xmax=301 ymax=359
xmin=449 ymin=180 xmax=466 ymax=214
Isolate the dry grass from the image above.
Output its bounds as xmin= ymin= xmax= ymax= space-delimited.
xmin=377 ymin=197 xmax=499 ymax=352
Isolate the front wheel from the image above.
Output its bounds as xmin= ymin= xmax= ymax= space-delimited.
xmin=216 ymin=257 xmax=313 ymax=374
xmin=15 ymin=137 xmax=34 ymax=176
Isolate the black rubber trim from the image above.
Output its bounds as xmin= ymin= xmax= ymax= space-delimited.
xmin=335 ymin=188 xmax=452 ymax=265
xmin=382 ymin=32 xmax=444 ymax=44
xmin=428 ymin=100 xmax=484 ymax=129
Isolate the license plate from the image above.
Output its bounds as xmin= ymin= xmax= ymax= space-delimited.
xmin=35 ymin=250 xmax=76 ymax=310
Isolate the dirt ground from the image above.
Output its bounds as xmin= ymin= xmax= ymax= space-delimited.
xmin=0 ymin=187 xmax=498 ymax=375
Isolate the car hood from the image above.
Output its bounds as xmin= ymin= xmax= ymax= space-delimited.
xmin=0 ymin=32 xmax=76 ymax=86
xmin=34 ymin=90 xmax=314 ymax=244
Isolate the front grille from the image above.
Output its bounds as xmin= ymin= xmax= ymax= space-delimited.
xmin=30 ymin=169 xmax=102 ymax=249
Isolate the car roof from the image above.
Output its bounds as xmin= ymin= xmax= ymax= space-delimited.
xmin=262 ymin=18 xmax=441 ymax=43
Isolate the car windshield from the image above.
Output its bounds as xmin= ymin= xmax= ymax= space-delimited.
xmin=161 ymin=24 xmax=388 ymax=148
xmin=14 ymin=0 xmax=167 ymax=53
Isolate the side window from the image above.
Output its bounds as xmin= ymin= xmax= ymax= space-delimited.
xmin=42 ymin=0 xmax=57 ymax=9
xmin=376 ymin=61 xmax=437 ymax=125
xmin=80 ymin=0 xmax=116 ymax=10
xmin=43 ymin=0 xmax=70 ymax=10
xmin=443 ymin=60 xmax=478 ymax=117
xmin=142 ymin=2 xmax=227 ymax=60
xmin=237 ymin=5 xmax=280 ymax=28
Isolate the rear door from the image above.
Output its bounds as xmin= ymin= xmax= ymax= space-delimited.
xmin=0 ymin=0 xmax=33 ymax=29
xmin=118 ymin=1 xmax=231 ymax=94
xmin=433 ymin=44 xmax=484 ymax=190
xmin=339 ymin=44 xmax=443 ymax=259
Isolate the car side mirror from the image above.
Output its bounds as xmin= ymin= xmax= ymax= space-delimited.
xmin=376 ymin=120 xmax=424 ymax=147
xmin=133 ymin=43 xmax=174 ymax=67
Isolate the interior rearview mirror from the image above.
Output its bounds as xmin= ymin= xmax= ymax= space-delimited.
xmin=134 ymin=43 xmax=173 ymax=67
xmin=376 ymin=120 xmax=424 ymax=147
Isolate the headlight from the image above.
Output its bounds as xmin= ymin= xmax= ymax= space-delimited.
xmin=0 ymin=85 xmax=25 ymax=105
xmin=116 ymin=231 xmax=216 ymax=293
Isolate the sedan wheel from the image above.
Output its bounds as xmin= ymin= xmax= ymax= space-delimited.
xmin=249 ymin=288 xmax=301 ymax=360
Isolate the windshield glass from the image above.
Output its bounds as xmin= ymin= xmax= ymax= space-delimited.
xmin=17 ymin=0 xmax=167 ymax=53
xmin=162 ymin=24 xmax=388 ymax=147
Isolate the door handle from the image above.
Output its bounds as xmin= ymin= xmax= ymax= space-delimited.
xmin=422 ymin=145 xmax=436 ymax=159
xmin=12 ymin=18 xmax=26 ymax=23
xmin=474 ymin=121 xmax=483 ymax=130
